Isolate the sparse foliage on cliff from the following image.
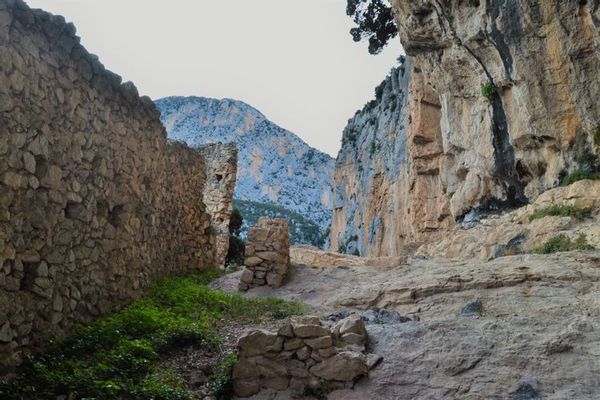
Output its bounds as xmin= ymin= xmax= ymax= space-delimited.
xmin=346 ymin=0 xmax=398 ymax=55
xmin=481 ymin=81 xmax=496 ymax=101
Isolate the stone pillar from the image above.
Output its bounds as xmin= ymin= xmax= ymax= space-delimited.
xmin=239 ymin=217 xmax=290 ymax=291
xmin=198 ymin=143 xmax=238 ymax=267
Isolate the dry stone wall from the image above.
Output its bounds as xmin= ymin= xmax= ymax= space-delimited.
xmin=0 ymin=0 xmax=236 ymax=373
xmin=197 ymin=142 xmax=238 ymax=266
xmin=233 ymin=315 xmax=371 ymax=398
xmin=239 ymin=217 xmax=290 ymax=291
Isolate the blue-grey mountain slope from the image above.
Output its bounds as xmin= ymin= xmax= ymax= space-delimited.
xmin=155 ymin=97 xmax=334 ymax=233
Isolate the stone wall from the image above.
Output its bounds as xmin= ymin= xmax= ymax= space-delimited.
xmin=0 ymin=0 xmax=236 ymax=372
xmin=239 ymin=217 xmax=290 ymax=291
xmin=233 ymin=315 xmax=371 ymax=398
xmin=197 ymin=142 xmax=238 ymax=266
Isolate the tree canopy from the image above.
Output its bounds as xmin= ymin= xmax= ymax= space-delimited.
xmin=346 ymin=0 xmax=398 ymax=55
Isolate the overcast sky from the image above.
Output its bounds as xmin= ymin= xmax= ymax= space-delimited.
xmin=26 ymin=0 xmax=402 ymax=156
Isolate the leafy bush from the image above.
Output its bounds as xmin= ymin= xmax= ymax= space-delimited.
xmin=481 ymin=81 xmax=496 ymax=101
xmin=533 ymin=234 xmax=594 ymax=254
xmin=529 ymin=205 xmax=592 ymax=222
xmin=346 ymin=0 xmax=398 ymax=55
xmin=561 ymin=170 xmax=600 ymax=186
xmin=229 ymin=208 xmax=243 ymax=236
xmin=226 ymin=207 xmax=245 ymax=266
xmin=0 ymin=270 xmax=304 ymax=400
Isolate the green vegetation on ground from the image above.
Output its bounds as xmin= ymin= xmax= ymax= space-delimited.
xmin=234 ymin=199 xmax=328 ymax=248
xmin=0 ymin=269 xmax=304 ymax=400
xmin=533 ymin=234 xmax=594 ymax=254
xmin=529 ymin=205 xmax=592 ymax=222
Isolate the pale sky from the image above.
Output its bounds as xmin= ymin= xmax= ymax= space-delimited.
xmin=25 ymin=0 xmax=402 ymax=156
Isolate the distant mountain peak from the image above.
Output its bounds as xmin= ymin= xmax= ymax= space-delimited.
xmin=155 ymin=96 xmax=335 ymax=235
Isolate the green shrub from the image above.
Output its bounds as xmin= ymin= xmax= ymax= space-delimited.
xmin=481 ymin=81 xmax=496 ymax=101
xmin=229 ymin=208 xmax=243 ymax=236
xmin=226 ymin=235 xmax=245 ymax=266
xmin=561 ymin=170 xmax=600 ymax=186
xmin=533 ymin=234 xmax=594 ymax=254
xmin=208 ymin=352 xmax=238 ymax=397
xmin=0 ymin=269 xmax=304 ymax=400
xmin=593 ymin=126 xmax=600 ymax=148
xmin=529 ymin=205 xmax=592 ymax=222
xmin=226 ymin=207 xmax=245 ymax=266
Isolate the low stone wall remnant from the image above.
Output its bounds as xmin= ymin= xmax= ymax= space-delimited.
xmin=233 ymin=315 xmax=372 ymax=398
xmin=239 ymin=217 xmax=290 ymax=291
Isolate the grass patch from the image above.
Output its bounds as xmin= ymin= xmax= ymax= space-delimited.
xmin=0 ymin=268 xmax=304 ymax=400
xmin=533 ymin=234 xmax=595 ymax=254
xmin=561 ymin=170 xmax=600 ymax=186
xmin=529 ymin=205 xmax=592 ymax=222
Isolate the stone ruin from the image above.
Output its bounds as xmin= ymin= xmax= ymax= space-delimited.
xmin=239 ymin=217 xmax=290 ymax=291
xmin=198 ymin=143 xmax=238 ymax=267
xmin=0 ymin=0 xmax=237 ymax=372
xmin=233 ymin=315 xmax=375 ymax=398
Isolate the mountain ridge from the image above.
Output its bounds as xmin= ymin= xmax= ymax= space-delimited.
xmin=155 ymin=96 xmax=335 ymax=233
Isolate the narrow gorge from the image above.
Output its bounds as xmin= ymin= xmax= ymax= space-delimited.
xmin=1 ymin=1 xmax=600 ymax=399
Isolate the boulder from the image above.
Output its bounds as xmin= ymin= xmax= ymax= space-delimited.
xmin=238 ymin=330 xmax=283 ymax=356
xmin=309 ymin=351 xmax=367 ymax=382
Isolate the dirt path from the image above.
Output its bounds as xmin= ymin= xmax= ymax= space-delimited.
xmin=212 ymin=252 xmax=600 ymax=399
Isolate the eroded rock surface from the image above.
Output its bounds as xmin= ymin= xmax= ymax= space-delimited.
xmin=215 ymin=252 xmax=600 ymax=399
xmin=418 ymin=179 xmax=600 ymax=260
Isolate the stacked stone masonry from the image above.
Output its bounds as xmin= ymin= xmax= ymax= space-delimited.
xmin=197 ymin=142 xmax=238 ymax=267
xmin=233 ymin=315 xmax=372 ymax=398
xmin=0 ymin=0 xmax=237 ymax=373
xmin=239 ymin=217 xmax=290 ymax=291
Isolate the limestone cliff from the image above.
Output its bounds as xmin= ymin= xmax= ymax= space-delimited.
xmin=332 ymin=61 xmax=451 ymax=257
xmin=390 ymin=0 xmax=600 ymax=217
xmin=336 ymin=1 xmax=600 ymax=256
xmin=155 ymin=97 xmax=335 ymax=233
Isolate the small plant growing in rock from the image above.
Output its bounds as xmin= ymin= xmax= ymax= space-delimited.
xmin=529 ymin=205 xmax=592 ymax=222
xmin=208 ymin=352 xmax=238 ymax=398
xmin=533 ymin=234 xmax=594 ymax=254
xmin=481 ymin=81 xmax=496 ymax=101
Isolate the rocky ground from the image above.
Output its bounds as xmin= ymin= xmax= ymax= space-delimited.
xmin=213 ymin=251 xmax=600 ymax=399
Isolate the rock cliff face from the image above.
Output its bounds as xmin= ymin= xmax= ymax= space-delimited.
xmin=155 ymin=97 xmax=335 ymax=232
xmin=335 ymin=1 xmax=600 ymax=256
xmin=332 ymin=61 xmax=451 ymax=257
xmin=390 ymin=0 xmax=600 ymax=217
